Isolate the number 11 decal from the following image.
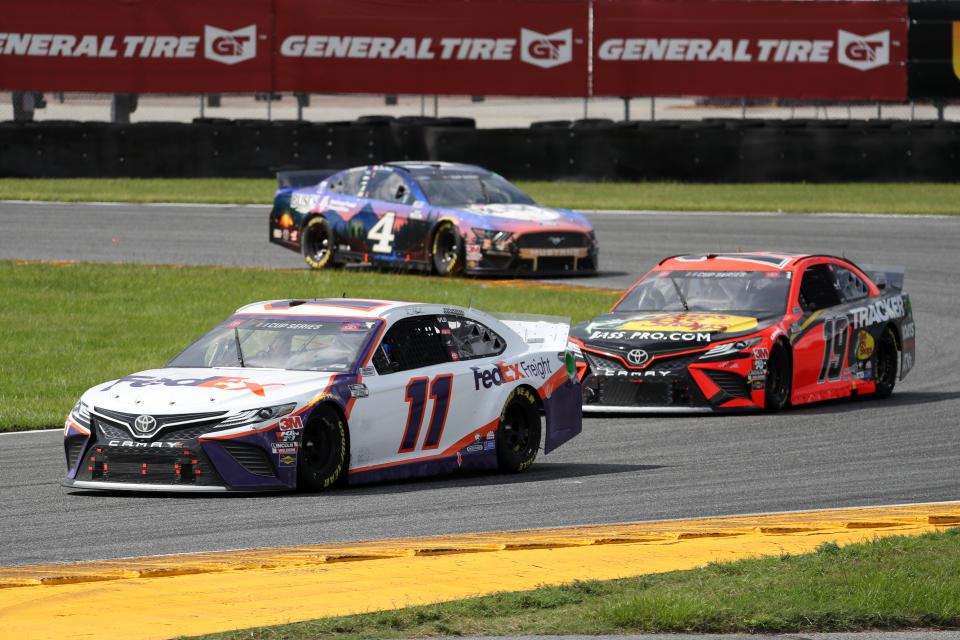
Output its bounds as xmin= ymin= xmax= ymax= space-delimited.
xmin=399 ymin=374 xmax=453 ymax=453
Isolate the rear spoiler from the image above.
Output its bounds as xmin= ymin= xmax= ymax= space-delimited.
xmin=487 ymin=312 xmax=571 ymax=350
xmin=276 ymin=169 xmax=338 ymax=189
xmin=861 ymin=264 xmax=905 ymax=291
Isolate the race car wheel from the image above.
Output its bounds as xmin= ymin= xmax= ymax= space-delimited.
xmin=873 ymin=326 xmax=899 ymax=399
xmin=302 ymin=216 xmax=337 ymax=270
xmin=431 ymin=222 xmax=464 ymax=276
xmin=763 ymin=340 xmax=792 ymax=412
xmin=496 ymin=387 xmax=541 ymax=473
xmin=297 ymin=405 xmax=347 ymax=491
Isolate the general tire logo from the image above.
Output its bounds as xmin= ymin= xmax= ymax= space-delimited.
xmin=134 ymin=415 xmax=157 ymax=434
xmin=626 ymin=349 xmax=650 ymax=367
xmin=205 ymin=25 xmax=257 ymax=65
xmin=837 ymin=30 xmax=889 ymax=71
xmin=520 ymin=28 xmax=572 ymax=69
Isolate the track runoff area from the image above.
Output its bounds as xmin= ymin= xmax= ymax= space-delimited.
xmin=1 ymin=502 xmax=958 ymax=639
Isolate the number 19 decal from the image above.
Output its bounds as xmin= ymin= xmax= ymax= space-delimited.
xmin=818 ymin=316 xmax=849 ymax=383
xmin=399 ymin=374 xmax=452 ymax=453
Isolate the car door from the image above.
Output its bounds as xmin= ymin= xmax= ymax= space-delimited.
xmin=790 ymin=260 xmax=847 ymax=403
xmin=346 ymin=314 xmax=499 ymax=474
xmin=362 ymin=169 xmax=431 ymax=264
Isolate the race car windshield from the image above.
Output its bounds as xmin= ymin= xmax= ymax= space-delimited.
xmin=614 ymin=271 xmax=791 ymax=316
xmin=165 ymin=317 xmax=380 ymax=372
xmin=416 ymin=174 xmax=536 ymax=207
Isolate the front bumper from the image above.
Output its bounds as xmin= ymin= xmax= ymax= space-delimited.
xmin=64 ymin=414 xmax=296 ymax=492
xmin=579 ymin=350 xmax=762 ymax=413
xmin=466 ymin=230 xmax=598 ymax=275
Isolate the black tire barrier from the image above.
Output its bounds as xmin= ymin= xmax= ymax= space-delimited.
xmin=1 ymin=118 xmax=958 ymax=181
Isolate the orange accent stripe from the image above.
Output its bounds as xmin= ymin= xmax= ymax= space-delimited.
xmin=64 ymin=418 xmax=90 ymax=437
xmin=349 ymin=417 xmax=499 ymax=475
xmin=537 ymin=365 xmax=570 ymax=400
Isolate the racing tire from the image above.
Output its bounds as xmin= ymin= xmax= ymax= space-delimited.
xmin=431 ymin=222 xmax=465 ymax=276
xmin=763 ymin=340 xmax=792 ymax=412
xmin=496 ymin=387 xmax=541 ymax=473
xmin=873 ymin=326 xmax=899 ymax=399
xmin=297 ymin=405 xmax=348 ymax=492
xmin=301 ymin=216 xmax=338 ymax=270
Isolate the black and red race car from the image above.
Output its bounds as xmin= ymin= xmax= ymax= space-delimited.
xmin=568 ymin=252 xmax=916 ymax=413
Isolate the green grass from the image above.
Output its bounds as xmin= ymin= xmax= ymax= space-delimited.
xmin=187 ymin=528 xmax=960 ymax=639
xmin=0 ymin=261 xmax=617 ymax=431
xmin=1 ymin=178 xmax=959 ymax=214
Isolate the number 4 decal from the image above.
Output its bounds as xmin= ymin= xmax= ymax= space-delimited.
xmin=399 ymin=374 xmax=453 ymax=453
xmin=367 ymin=212 xmax=396 ymax=253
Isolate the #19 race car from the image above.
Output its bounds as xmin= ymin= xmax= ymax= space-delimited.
xmin=269 ymin=161 xmax=598 ymax=276
xmin=63 ymin=299 xmax=581 ymax=492
xmin=568 ymin=252 xmax=916 ymax=413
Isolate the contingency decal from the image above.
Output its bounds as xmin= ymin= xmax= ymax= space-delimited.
xmin=586 ymin=313 xmax=758 ymax=341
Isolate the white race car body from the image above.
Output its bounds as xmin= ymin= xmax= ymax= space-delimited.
xmin=63 ymin=299 xmax=582 ymax=492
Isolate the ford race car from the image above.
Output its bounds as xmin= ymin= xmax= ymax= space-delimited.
xmin=568 ymin=252 xmax=915 ymax=413
xmin=269 ymin=162 xmax=598 ymax=276
xmin=63 ymin=299 xmax=582 ymax=492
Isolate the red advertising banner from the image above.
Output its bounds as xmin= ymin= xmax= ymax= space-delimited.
xmin=592 ymin=0 xmax=908 ymax=100
xmin=272 ymin=0 xmax=588 ymax=96
xmin=0 ymin=0 xmax=271 ymax=93
xmin=0 ymin=0 xmax=908 ymax=100
xmin=0 ymin=0 xmax=587 ymax=97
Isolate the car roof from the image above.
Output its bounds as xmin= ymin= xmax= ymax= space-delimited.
xmin=232 ymin=298 xmax=469 ymax=321
xmin=385 ymin=161 xmax=493 ymax=179
xmin=656 ymin=252 xmax=818 ymax=272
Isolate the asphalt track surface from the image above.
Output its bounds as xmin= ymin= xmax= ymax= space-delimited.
xmin=1 ymin=201 xmax=959 ymax=569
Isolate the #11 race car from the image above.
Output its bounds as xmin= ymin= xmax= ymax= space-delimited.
xmin=63 ymin=299 xmax=582 ymax=492
xmin=269 ymin=161 xmax=598 ymax=276
xmin=568 ymin=252 xmax=916 ymax=413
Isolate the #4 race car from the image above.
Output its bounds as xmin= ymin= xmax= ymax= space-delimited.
xmin=568 ymin=252 xmax=916 ymax=413
xmin=63 ymin=299 xmax=581 ymax=492
xmin=269 ymin=161 xmax=598 ymax=276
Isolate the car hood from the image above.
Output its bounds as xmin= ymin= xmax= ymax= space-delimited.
xmin=82 ymin=367 xmax=339 ymax=415
xmin=459 ymin=203 xmax=591 ymax=230
xmin=571 ymin=311 xmax=777 ymax=354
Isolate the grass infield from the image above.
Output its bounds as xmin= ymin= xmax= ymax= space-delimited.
xmin=1 ymin=178 xmax=959 ymax=214
xmin=0 ymin=260 xmax=617 ymax=431
xmin=189 ymin=529 xmax=960 ymax=639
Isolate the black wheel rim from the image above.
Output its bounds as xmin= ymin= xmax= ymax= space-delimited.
xmin=307 ymin=226 xmax=330 ymax=262
xmin=302 ymin=422 xmax=334 ymax=477
xmin=434 ymin=227 xmax=458 ymax=271
xmin=876 ymin=333 xmax=897 ymax=386
xmin=767 ymin=348 xmax=789 ymax=405
xmin=501 ymin=405 xmax=531 ymax=454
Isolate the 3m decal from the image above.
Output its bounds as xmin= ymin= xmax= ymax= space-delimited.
xmin=278 ymin=415 xmax=303 ymax=431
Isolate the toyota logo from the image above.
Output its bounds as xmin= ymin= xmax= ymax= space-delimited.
xmin=626 ymin=349 xmax=650 ymax=367
xmin=134 ymin=414 xmax=157 ymax=434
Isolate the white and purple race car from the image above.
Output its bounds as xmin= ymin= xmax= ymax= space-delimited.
xmin=63 ymin=299 xmax=581 ymax=492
